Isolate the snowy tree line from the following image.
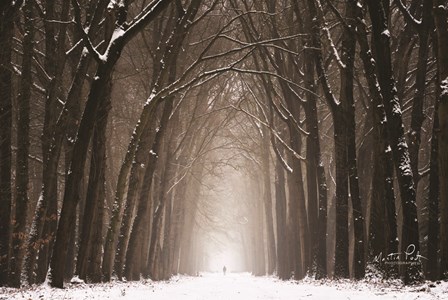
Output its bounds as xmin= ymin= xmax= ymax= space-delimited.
xmin=0 ymin=0 xmax=447 ymax=289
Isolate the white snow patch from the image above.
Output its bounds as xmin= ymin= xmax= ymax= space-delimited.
xmin=382 ymin=29 xmax=391 ymax=37
xmin=441 ymin=77 xmax=448 ymax=96
xmin=111 ymin=27 xmax=125 ymax=42
xmin=70 ymin=276 xmax=85 ymax=285
xmin=145 ymin=91 xmax=157 ymax=106
xmin=392 ymin=104 xmax=402 ymax=115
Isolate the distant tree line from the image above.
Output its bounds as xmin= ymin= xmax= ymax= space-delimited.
xmin=0 ymin=0 xmax=446 ymax=289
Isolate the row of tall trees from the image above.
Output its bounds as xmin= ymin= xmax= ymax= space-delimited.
xmin=0 ymin=0 xmax=447 ymax=289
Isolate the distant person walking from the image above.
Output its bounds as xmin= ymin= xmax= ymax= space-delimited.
xmin=223 ymin=265 xmax=227 ymax=275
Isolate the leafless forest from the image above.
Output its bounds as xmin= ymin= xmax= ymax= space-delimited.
xmin=0 ymin=0 xmax=447 ymax=289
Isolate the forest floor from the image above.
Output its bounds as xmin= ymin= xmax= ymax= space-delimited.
xmin=1 ymin=272 xmax=447 ymax=299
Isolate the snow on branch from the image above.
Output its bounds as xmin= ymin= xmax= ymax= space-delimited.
xmin=393 ymin=0 xmax=422 ymax=27
xmin=315 ymin=0 xmax=346 ymax=70
xmin=71 ymin=0 xmax=105 ymax=63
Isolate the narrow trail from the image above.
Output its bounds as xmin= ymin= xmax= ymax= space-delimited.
xmin=1 ymin=273 xmax=446 ymax=299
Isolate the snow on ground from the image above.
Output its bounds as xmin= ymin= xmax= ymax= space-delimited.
xmin=1 ymin=272 xmax=447 ymax=300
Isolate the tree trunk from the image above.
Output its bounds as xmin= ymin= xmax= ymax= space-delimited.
xmin=303 ymin=44 xmax=326 ymax=280
xmin=261 ymin=126 xmax=276 ymax=275
xmin=426 ymin=83 xmax=440 ymax=280
xmin=342 ymin=1 xmax=365 ymax=279
xmin=433 ymin=0 xmax=448 ymax=279
xmin=76 ymin=82 xmax=111 ymax=281
xmin=274 ymin=153 xmax=289 ymax=279
xmin=333 ymin=112 xmax=350 ymax=278
xmin=147 ymin=104 xmax=176 ymax=279
xmin=9 ymin=0 xmax=33 ymax=287
xmin=408 ymin=1 xmax=432 ymax=185
xmin=0 ymin=1 xmax=15 ymax=286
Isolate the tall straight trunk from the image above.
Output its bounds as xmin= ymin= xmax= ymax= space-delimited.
xmin=286 ymin=168 xmax=304 ymax=279
xmin=426 ymin=85 xmax=440 ymax=280
xmin=248 ymin=180 xmax=263 ymax=276
xmin=170 ymin=180 xmax=187 ymax=274
xmin=9 ymin=0 xmax=34 ymax=287
xmin=261 ymin=127 xmax=276 ymax=274
xmin=347 ymin=101 xmax=365 ymax=280
xmin=303 ymin=50 xmax=321 ymax=279
xmin=367 ymin=0 xmax=420 ymax=284
xmin=161 ymin=188 xmax=173 ymax=280
xmin=333 ymin=113 xmax=350 ymax=278
xmin=316 ymin=162 xmax=328 ymax=279
xmin=64 ymin=208 xmax=77 ymax=281
xmin=433 ymin=0 xmax=448 ymax=279
xmin=255 ymin=181 xmax=266 ymax=276
xmin=274 ymin=153 xmax=289 ymax=279
xmin=147 ymin=104 xmax=175 ymax=279
xmin=0 ymin=2 xmax=15 ymax=286
xmin=286 ymin=152 xmax=305 ymax=279
xmin=342 ymin=1 xmax=365 ymax=279
xmin=87 ymin=174 xmax=105 ymax=283
xmin=284 ymin=94 xmax=308 ymax=279
xmin=160 ymin=108 xmax=180 ymax=280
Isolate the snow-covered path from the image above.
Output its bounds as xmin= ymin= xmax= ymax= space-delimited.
xmin=1 ymin=272 xmax=447 ymax=299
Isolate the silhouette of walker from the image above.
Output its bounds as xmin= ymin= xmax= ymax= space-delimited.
xmin=223 ymin=265 xmax=227 ymax=275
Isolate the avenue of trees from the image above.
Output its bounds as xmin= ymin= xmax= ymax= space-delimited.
xmin=0 ymin=0 xmax=447 ymax=289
